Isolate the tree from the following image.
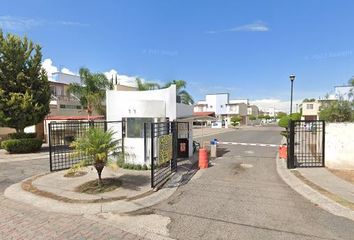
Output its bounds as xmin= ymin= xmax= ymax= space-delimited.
xmin=231 ymin=115 xmax=242 ymax=126
xmin=136 ymin=78 xmax=194 ymax=105
xmin=278 ymin=116 xmax=290 ymax=129
xmin=0 ymin=32 xmax=50 ymax=133
xmin=70 ymin=128 xmax=119 ymax=186
xmin=136 ymin=78 xmax=160 ymax=91
xmin=319 ymin=100 xmax=352 ymax=122
xmin=349 ymin=77 xmax=354 ymax=101
xmin=163 ymin=80 xmax=194 ymax=105
xmin=303 ymin=98 xmax=316 ymax=102
xmin=68 ymin=68 xmax=110 ymax=117
xmin=276 ymin=112 xmax=287 ymax=119
xmin=249 ymin=115 xmax=257 ymax=121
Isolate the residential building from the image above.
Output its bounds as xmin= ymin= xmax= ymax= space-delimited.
xmin=301 ymin=101 xmax=321 ymax=120
xmin=194 ymin=93 xmax=260 ymax=126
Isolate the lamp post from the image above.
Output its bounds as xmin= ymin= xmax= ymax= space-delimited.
xmin=289 ymin=74 xmax=296 ymax=115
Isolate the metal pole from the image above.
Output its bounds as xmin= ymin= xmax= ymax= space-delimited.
xmin=48 ymin=122 xmax=53 ymax=172
xmin=150 ymin=123 xmax=154 ymax=188
xmin=290 ymin=79 xmax=294 ymax=116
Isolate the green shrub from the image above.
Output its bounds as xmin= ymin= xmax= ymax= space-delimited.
xmin=1 ymin=138 xmax=42 ymax=153
xmin=8 ymin=132 xmax=36 ymax=139
xmin=142 ymin=164 xmax=148 ymax=170
xmin=278 ymin=116 xmax=290 ymax=129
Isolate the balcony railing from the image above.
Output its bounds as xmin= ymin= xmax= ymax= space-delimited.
xmin=51 ymin=95 xmax=80 ymax=102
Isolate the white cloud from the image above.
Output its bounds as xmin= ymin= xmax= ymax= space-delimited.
xmin=104 ymin=69 xmax=138 ymax=87
xmin=206 ymin=21 xmax=269 ymax=34
xmin=250 ymin=98 xmax=302 ymax=113
xmin=42 ymin=58 xmax=77 ymax=81
xmin=0 ymin=15 xmax=88 ymax=31
xmin=61 ymin=67 xmax=75 ymax=75
xmin=0 ymin=16 xmax=42 ymax=31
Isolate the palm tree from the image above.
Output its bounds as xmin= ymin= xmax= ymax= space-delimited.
xmin=70 ymin=128 xmax=119 ymax=186
xmin=136 ymin=78 xmax=160 ymax=91
xmin=68 ymin=68 xmax=110 ymax=118
xmin=163 ymin=80 xmax=194 ymax=105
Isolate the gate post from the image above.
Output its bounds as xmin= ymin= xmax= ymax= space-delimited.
xmin=171 ymin=122 xmax=177 ymax=172
xmin=150 ymin=122 xmax=154 ymax=188
xmin=48 ymin=122 xmax=53 ymax=172
xmin=287 ymin=120 xmax=295 ymax=169
xmin=322 ymin=121 xmax=325 ymax=167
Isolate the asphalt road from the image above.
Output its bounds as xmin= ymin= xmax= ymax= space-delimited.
xmin=151 ymin=125 xmax=354 ymax=240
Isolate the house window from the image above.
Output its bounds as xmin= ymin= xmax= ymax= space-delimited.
xmin=210 ymin=105 xmax=213 ymax=109
xmin=220 ymin=105 xmax=223 ymax=108
xmin=306 ymin=104 xmax=314 ymax=109
xmin=60 ymin=104 xmax=82 ymax=109
xmin=126 ymin=118 xmax=154 ymax=138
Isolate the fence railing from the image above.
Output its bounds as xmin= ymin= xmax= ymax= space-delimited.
xmin=49 ymin=120 xmax=124 ymax=171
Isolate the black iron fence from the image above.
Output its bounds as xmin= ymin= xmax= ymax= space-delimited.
xmin=144 ymin=121 xmax=190 ymax=188
xmin=48 ymin=120 xmax=124 ymax=171
xmin=287 ymin=120 xmax=325 ymax=168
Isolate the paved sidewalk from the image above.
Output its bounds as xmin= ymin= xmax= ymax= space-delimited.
xmin=298 ymin=167 xmax=354 ymax=203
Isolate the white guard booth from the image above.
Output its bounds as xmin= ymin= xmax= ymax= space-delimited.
xmin=106 ymin=85 xmax=194 ymax=165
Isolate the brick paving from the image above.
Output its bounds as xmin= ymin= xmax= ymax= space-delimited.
xmin=0 ymin=158 xmax=142 ymax=240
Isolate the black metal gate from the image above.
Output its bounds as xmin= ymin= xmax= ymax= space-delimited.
xmin=48 ymin=120 xmax=124 ymax=171
xmin=288 ymin=120 xmax=325 ymax=168
xmin=144 ymin=121 xmax=190 ymax=188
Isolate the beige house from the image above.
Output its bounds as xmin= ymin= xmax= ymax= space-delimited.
xmin=301 ymin=101 xmax=321 ymax=120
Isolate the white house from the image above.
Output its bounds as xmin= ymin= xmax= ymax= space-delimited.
xmin=106 ymin=85 xmax=194 ymax=165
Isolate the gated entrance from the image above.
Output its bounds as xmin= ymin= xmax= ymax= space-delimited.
xmin=287 ymin=120 xmax=325 ymax=169
xmin=48 ymin=121 xmax=124 ymax=171
xmin=144 ymin=121 xmax=190 ymax=188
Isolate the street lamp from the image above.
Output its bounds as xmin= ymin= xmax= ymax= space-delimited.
xmin=289 ymin=74 xmax=296 ymax=115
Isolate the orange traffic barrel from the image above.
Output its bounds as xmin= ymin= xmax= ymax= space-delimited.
xmin=279 ymin=146 xmax=287 ymax=159
xmin=199 ymin=148 xmax=208 ymax=169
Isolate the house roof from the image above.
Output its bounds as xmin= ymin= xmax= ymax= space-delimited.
xmin=193 ymin=111 xmax=215 ymax=117
xmin=45 ymin=115 xmax=105 ymax=121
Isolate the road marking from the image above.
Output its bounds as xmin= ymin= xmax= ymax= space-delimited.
xmin=218 ymin=141 xmax=278 ymax=148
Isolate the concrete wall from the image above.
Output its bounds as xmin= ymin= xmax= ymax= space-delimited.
xmin=325 ymin=123 xmax=354 ymax=169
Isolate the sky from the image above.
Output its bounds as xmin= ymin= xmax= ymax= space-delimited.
xmin=1 ymin=0 xmax=354 ymax=112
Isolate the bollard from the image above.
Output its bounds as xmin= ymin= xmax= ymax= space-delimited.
xmin=278 ymin=145 xmax=287 ymax=159
xmin=198 ymin=148 xmax=208 ymax=169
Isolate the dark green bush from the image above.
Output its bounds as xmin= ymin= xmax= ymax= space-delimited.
xmin=117 ymin=160 xmax=148 ymax=171
xmin=142 ymin=164 xmax=148 ymax=170
xmin=1 ymin=138 xmax=42 ymax=153
xmin=8 ymin=132 xmax=36 ymax=139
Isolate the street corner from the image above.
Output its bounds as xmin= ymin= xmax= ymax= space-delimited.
xmin=3 ymin=166 xmax=178 ymax=216
xmin=275 ymin=153 xmax=354 ymax=222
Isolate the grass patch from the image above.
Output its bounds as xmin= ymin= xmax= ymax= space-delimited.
xmin=76 ymin=178 xmax=122 ymax=194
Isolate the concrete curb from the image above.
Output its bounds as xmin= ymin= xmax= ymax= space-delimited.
xmin=276 ymin=154 xmax=354 ymax=221
xmin=4 ymin=177 xmax=177 ymax=216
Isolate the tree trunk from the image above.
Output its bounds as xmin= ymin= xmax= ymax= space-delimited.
xmin=94 ymin=162 xmax=105 ymax=186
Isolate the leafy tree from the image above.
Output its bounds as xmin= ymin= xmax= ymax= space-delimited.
xmin=276 ymin=112 xmax=287 ymax=119
xmin=249 ymin=115 xmax=257 ymax=121
xmin=68 ymin=68 xmax=110 ymax=117
xmin=278 ymin=113 xmax=302 ymax=129
xmin=163 ymin=80 xmax=194 ymax=105
xmin=278 ymin=116 xmax=290 ymax=129
xmin=136 ymin=78 xmax=194 ymax=105
xmin=319 ymin=100 xmax=352 ymax=122
xmin=231 ymin=115 xmax=242 ymax=126
xmin=70 ymin=128 xmax=119 ymax=186
xmin=303 ymin=98 xmax=316 ymax=102
xmin=290 ymin=112 xmax=301 ymax=121
xmin=0 ymin=32 xmax=50 ymax=133
xmin=136 ymin=78 xmax=160 ymax=91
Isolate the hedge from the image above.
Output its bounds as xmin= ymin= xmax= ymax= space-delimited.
xmin=8 ymin=132 xmax=37 ymax=139
xmin=1 ymin=138 xmax=43 ymax=153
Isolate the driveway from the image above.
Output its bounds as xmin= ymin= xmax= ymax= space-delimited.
xmin=151 ymin=126 xmax=354 ymax=240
